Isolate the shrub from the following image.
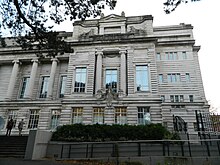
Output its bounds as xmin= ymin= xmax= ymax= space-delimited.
xmin=51 ymin=123 xmax=170 ymax=142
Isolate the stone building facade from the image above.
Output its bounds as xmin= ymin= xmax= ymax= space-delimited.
xmin=0 ymin=13 xmax=209 ymax=136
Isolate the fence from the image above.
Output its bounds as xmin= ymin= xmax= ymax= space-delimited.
xmin=49 ymin=139 xmax=220 ymax=159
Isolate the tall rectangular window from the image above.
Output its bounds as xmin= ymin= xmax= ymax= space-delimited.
xmin=173 ymin=52 xmax=178 ymax=60
xmin=115 ymin=107 xmax=127 ymax=124
xmin=175 ymin=95 xmax=179 ymax=102
xmin=7 ymin=110 xmax=18 ymax=128
xmin=138 ymin=107 xmax=151 ymax=125
xmin=93 ymin=107 xmax=104 ymax=124
xmin=105 ymin=69 xmax=117 ymax=93
xmin=170 ymin=95 xmax=174 ymax=102
xmin=189 ymin=95 xmax=194 ymax=102
xmin=39 ymin=76 xmax=49 ymax=98
xmin=156 ymin=53 xmax=161 ymax=61
xmin=74 ymin=68 xmax=87 ymax=92
xmin=158 ymin=74 xmax=164 ymax=83
xmin=182 ymin=52 xmax=187 ymax=59
xmin=185 ymin=73 xmax=191 ymax=82
xmin=180 ymin=95 xmax=184 ymax=102
xmin=50 ymin=110 xmax=61 ymax=130
xmin=59 ymin=75 xmax=67 ymax=98
xmin=136 ymin=65 xmax=149 ymax=91
xmin=161 ymin=95 xmax=165 ymax=102
xmin=20 ymin=77 xmax=30 ymax=98
xmin=28 ymin=110 xmax=39 ymax=129
xmin=72 ymin=107 xmax=83 ymax=124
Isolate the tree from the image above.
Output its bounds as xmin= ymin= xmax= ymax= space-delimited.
xmin=164 ymin=0 xmax=201 ymax=14
xmin=0 ymin=0 xmax=116 ymax=55
xmin=0 ymin=0 xmax=201 ymax=54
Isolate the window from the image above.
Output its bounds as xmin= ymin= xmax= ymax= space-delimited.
xmin=175 ymin=95 xmax=179 ymax=102
xmin=161 ymin=95 xmax=165 ymax=102
xmin=20 ymin=77 xmax=30 ymax=98
xmin=158 ymin=74 xmax=164 ymax=83
xmin=115 ymin=107 xmax=127 ymax=124
xmin=180 ymin=95 xmax=184 ymax=102
xmin=156 ymin=53 xmax=161 ymax=61
xmin=182 ymin=52 xmax=187 ymax=59
xmin=173 ymin=52 xmax=178 ymax=60
xmin=165 ymin=52 xmax=178 ymax=60
xmin=93 ymin=107 xmax=104 ymax=124
xmin=50 ymin=110 xmax=61 ymax=130
xmin=170 ymin=95 xmax=174 ymax=102
xmin=189 ymin=95 xmax=194 ymax=102
xmin=59 ymin=75 xmax=67 ymax=98
xmin=72 ymin=107 xmax=83 ymax=124
xmin=136 ymin=65 xmax=149 ymax=91
xmin=7 ymin=110 xmax=18 ymax=128
xmin=39 ymin=76 xmax=49 ymax=98
xmin=28 ymin=110 xmax=39 ymax=129
xmin=167 ymin=73 xmax=181 ymax=83
xmin=105 ymin=69 xmax=117 ymax=93
xmin=74 ymin=67 xmax=87 ymax=92
xmin=185 ymin=73 xmax=191 ymax=82
xmin=138 ymin=107 xmax=151 ymax=125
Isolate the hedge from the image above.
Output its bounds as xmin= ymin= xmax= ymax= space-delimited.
xmin=51 ymin=123 xmax=172 ymax=142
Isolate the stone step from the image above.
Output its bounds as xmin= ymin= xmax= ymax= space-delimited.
xmin=0 ymin=135 xmax=28 ymax=158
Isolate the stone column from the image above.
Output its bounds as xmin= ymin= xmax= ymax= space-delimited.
xmin=96 ymin=50 xmax=103 ymax=93
xmin=119 ymin=50 xmax=127 ymax=95
xmin=26 ymin=58 xmax=39 ymax=99
xmin=6 ymin=59 xmax=21 ymax=99
xmin=47 ymin=57 xmax=58 ymax=98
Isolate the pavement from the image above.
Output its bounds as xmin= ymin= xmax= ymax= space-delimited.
xmin=0 ymin=158 xmax=71 ymax=165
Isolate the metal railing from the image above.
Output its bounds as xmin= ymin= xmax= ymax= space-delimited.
xmin=58 ymin=139 xmax=220 ymax=159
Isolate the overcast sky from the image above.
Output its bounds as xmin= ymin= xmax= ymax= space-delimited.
xmin=58 ymin=0 xmax=220 ymax=113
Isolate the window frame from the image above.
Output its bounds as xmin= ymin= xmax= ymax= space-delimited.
xmin=19 ymin=76 xmax=30 ymax=99
xmin=137 ymin=107 xmax=151 ymax=125
xmin=135 ymin=64 xmax=150 ymax=92
xmin=50 ymin=109 xmax=61 ymax=130
xmin=59 ymin=75 xmax=67 ymax=98
xmin=105 ymin=68 xmax=118 ymax=93
xmin=74 ymin=67 xmax=87 ymax=93
xmin=39 ymin=76 xmax=50 ymax=98
xmin=93 ymin=107 xmax=104 ymax=124
xmin=72 ymin=107 xmax=83 ymax=124
xmin=115 ymin=107 xmax=127 ymax=124
xmin=28 ymin=109 xmax=40 ymax=129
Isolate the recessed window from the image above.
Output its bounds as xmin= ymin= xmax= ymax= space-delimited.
xmin=185 ymin=73 xmax=191 ymax=82
xmin=59 ymin=75 xmax=67 ymax=98
xmin=158 ymin=74 xmax=164 ymax=83
xmin=93 ymin=107 xmax=104 ymax=124
xmin=136 ymin=65 xmax=149 ymax=91
xmin=189 ymin=95 xmax=194 ymax=102
xmin=138 ymin=107 xmax=151 ymax=125
xmin=182 ymin=52 xmax=187 ymax=59
xmin=167 ymin=73 xmax=181 ymax=83
xmin=115 ymin=107 xmax=127 ymax=124
xmin=105 ymin=69 xmax=117 ymax=93
xmin=20 ymin=77 xmax=30 ymax=98
xmin=156 ymin=53 xmax=161 ymax=61
xmin=74 ymin=67 xmax=87 ymax=93
xmin=161 ymin=95 xmax=165 ymax=102
xmin=50 ymin=110 xmax=61 ymax=130
xmin=28 ymin=110 xmax=39 ymax=129
xmin=180 ymin=95 xmax=184 ymax=102
xmin=170 ymin=95 xmax=174 ymax=102
xmin=39 ymin=76 xmax=49 ymax=98
xmin=72 ymin=107 xmax=83 ymax=124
